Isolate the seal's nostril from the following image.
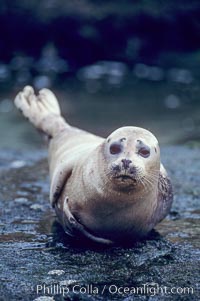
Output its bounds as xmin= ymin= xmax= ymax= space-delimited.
xmin=130 ymin=166 xmax=137 ymax=175
xmin=121 ymin=159 xmax=132 ymax=169
xmin=113 ymin=164 xmax=121 ymax=172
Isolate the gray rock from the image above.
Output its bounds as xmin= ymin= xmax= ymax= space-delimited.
xmin=0 ymin=147 xmax=199 ymax=301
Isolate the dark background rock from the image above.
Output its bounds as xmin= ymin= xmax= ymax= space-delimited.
xmin=1 ymin=0 xmax=200 ymax=69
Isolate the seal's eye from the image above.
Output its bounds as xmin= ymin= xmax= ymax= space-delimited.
xmin=110 ymin=142 xmax=122 ymax=155
xmin=138 ymin=146 xmax=150 ymax=158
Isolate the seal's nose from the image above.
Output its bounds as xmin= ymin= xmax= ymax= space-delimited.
xmin=121 ymin=159 xmax=132 ymax=169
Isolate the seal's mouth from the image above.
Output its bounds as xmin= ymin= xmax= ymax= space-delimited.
xmin=114 ymin=174 xmax=137 ymax=183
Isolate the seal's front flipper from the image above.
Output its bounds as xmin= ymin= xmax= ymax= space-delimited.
xmin=50 ymin=163 xmax=73 ymax=207
xmin=14 ymin=86 xmax=68 ymax=138
xmin=55 ymin=197 xmax=114 ymax=245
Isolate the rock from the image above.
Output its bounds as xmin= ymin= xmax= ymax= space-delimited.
xmin=0 ymin=147 xmax=199 ymax=301
xmin=33 ymin=297 xmax=55 ymax=301
xmin=14 ymin=197 xmax=29 ymax=205
xmin=48 ymin=270 xmax=65 ymax=276
xmin=30 ymin=204 xmax=45 ymax=211
xmin=1 ymin=1 xmax=200 ymax=78
xmin=10 ymin=160 xmax=26 ymax=169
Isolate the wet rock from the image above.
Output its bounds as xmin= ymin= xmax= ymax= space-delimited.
xmin=48 ymin=270 xmax=65 ymax=276
xmin=168 ymin=68 xmax=193 ymax=84
xmin=35 ymin=44 xmax=68 ymax=75
xmin=133 ymin=64 xmax=164 ymax=81
xmin=10 ymin=160 xmax=27 ymax=169
xmin=77 ymin=61 xmax=127 ymax=92
xmin=1 ymin=0 xmax=200 ymax=72
xmin=0 ymin=147 xmax=199 ymax=301
xmin=0 ymin=64 xmax=11 ymax=82
xmin=33 ymin=297 xmax=55 ymax=301
xmin=30 ymin=204 xmax=45 ymax=211
xmin=14 ymin=197 xmax=30 ymax=206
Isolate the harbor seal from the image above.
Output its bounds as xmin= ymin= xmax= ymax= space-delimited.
xmin=14 ymin=86 xmax=173 ymax=244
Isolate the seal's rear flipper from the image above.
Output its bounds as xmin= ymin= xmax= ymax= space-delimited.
xmin=14 ymin=86 xmax=69 ymax=138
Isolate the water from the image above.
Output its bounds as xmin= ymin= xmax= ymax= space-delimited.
xmin=0 ymin=72 xmax=200 ymax=150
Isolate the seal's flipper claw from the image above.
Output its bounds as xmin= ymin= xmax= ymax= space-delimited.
xmin=38 ymin=88 xmax=61 ymax=115
xmin=23 ymin=85 xmax=34 ymax=98
xmin=14 ymin=91 xmax=31 ymax=118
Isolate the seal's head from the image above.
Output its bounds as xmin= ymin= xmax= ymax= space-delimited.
xmin=102 ymin=126 xmax=160 ymax=192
